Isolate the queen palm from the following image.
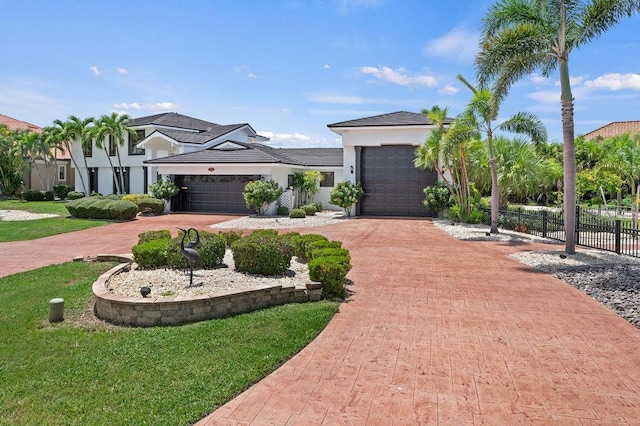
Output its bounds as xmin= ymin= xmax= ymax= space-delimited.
xmin=90 ymin=117 xmax=121 ymax=194
xmin=65 ymin=116 xmax=95 ymax=194
xmin=95 ymin=112 xmax=132 ymax=194
xmin=457 ymin=74 xmax=547 ymax=233
xmin=476 ymin=0 xmax=640 ymax=252
xmin=18 ymin=131 xmax=48 ymax=190
xmin=52 ymin=118 xmax=89 ymax=195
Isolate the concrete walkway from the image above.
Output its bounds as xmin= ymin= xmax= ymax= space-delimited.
xmin=2 ymin=215 xmax=640 ymax=424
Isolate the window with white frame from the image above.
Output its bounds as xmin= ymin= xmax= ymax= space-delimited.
xmin=58 ymin=165 xmax=66 ymax=181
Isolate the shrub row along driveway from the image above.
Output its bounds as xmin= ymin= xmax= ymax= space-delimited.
xmin=2 ymin=215 xmax=640 ymax=423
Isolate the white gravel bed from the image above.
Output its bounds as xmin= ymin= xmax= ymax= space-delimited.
xmin=432 ymin=218 xmax=559 ymax=244
xmin=511 ymin=249 xmax=640 ymax=273
xmin=107 ymin=249 xmax=310 ymax=298
xmin=209 ymin=210 xmax=348 ymax=229
xmin=0 ymin=209 xmax=58 ymax=221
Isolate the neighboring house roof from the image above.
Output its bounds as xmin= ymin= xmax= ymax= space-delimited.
xmin=153 ymin=124 xmax=249 ymax=145
xmin=128 ymin=112 xmax=219 ymax=132
xmin=145 ymin=142 xmax=343 ymax=167
xmin=327 ymin=111 xmax=453 ymax=128
xmin=0 ymin=114 xmax=42 ymax=132
xmin=582 ymin=121 xmax=640 ymax=140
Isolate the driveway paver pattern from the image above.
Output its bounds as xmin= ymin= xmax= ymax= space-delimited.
xmin=2 ymin=215 xmax=639 ymax=424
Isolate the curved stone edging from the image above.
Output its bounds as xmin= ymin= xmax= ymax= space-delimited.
xmin=92 ymin=256 xmax=323 ymax=327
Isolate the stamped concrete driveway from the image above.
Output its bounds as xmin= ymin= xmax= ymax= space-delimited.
xmin=199 ymin=218 xmax=640 ymax=425
xmin=2 ymin=215 xmax=640 ymax=424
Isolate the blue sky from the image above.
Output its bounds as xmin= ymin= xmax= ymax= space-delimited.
xmin=1 ymin=0 xmax=639 ymax=147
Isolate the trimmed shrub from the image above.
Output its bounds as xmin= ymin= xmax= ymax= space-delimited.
xmin=122 ymin=194 xmax=151 ymax=204
xmin=290 ymin=234 xmax=338 ymax=260
xmin=231 ymin=230 xmax=293 ymax=275
xmin=329 ymin=181 xmax=364 ymax=216
xmin=22 ymin=190 xmax=45 ymax=202
xmin=53 ymin=184 xmax=71 ymax=199
xmin=218 ymin=230 xmax=243 ymax=247
xmin=136 ymin=197 xmax=164 ymax=215
xmin=106 ymin=194 xmax=121 ymax=200
xmin=301 ymin=204 xmax=317 ymax=216
xmin=132 ymin=239 xmax=168 ymax=269
xmin=276 ymin=206 xmax=290 ymax=216
xmin=43 ymin=191 xmax=55 ymax=201
xmin=310 ymin=247 xmax=350 ymax=261
xmin=138 ymin=230 xmax=172 ymax=244
xmin=66 ymin=197 xmax=137 ymax=220
xmin=308 ymin=256 xmax=351 ymax=298
xmin=313 ymin=202 xmax=323 ymax=212
xmin=67 ymin=191 xmax=85 ymax=200
xmin=166 ymin=230 xmax=226 ymax=269
xmin=289 ymin=208 xmax=306 ymax=219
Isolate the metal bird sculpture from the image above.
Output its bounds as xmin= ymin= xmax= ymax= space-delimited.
xmin=178 ymin=228 xmax=202 ymax=287
xmin=184 ymin=227 xmax=200 ymax=249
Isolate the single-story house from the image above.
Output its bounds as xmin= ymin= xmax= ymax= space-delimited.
xmin=582 ymin=120 xmax=640 ymax=140
xmin=328 ymin=111 xmax=447 ymax=217
xmin=0 ymin=114 xmax=75 ymax=192
xmin=71 ymin=110 xmax=444 ymax=216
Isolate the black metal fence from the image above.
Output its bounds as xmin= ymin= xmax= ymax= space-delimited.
xmin=489 ymin=207 xmax=640 ymax=257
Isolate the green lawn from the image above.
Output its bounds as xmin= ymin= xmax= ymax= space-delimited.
xmin=0 ymin=200 xmax=108 ymax=242
xmin=0 ymin=261 xmax=339 ymax=425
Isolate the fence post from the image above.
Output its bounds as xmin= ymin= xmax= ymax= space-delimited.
xmin=615 ymin=220 xmax=621 ymax=254
xmin=575 ymin=205 xmax=580 ymax=245
xmin=542 ymin=210 xmax=548 ymax=238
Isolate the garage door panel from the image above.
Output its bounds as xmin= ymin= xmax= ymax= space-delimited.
xmin=175 ymin=175 xmax=258 ymax=213
xmin=361 ymin=146 xmax=436 ymax=217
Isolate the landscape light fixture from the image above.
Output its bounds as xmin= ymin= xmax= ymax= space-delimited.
xmin=350 ymin=165 xmax=354 ymax=174
xmin=140 ymin=286 xmax=151 ymax=298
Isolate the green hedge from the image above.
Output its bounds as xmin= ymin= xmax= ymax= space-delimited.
xmin=308 ymin=256 xmax=351 ymax=298
xmin=53 ymin=184 xmax=72 ymax=200
xmin=218 ymin=230 xmax=243 ymax=247
xmin=136 ymin=198 xmax=164 ymax=215
xmin=231 ymin=230 xmax=293 ymax=275
xmin=67 ymin=191 xmax=85 ymax=200
xmin=289 ymin=208 xmax=306 ymax=219
xmin=66 ymin=197 xmax=138 ymax=220
xmin=313 ymin=202 xmax=323 ymax=212
xmin=276 ymin=206 xmax=290 ymax=216
xmin=300 ymin=204 xmax=316 ymax=216
xmin=138 ymin=230 xmax=172 ymax=244
xmin=132 ymin=239 xmax=168 ymax=269
xmin=21 ymin=190 xmax=45 ymax=202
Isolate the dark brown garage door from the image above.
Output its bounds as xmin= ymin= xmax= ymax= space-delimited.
xmin=174 ymin=175 xmax=259 ymax=213
xmin=360 ymin=146 xmax=437 ymax=216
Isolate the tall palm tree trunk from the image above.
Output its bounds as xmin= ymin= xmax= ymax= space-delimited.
xmin=115 ymin=146 xmax=125 ymax=194
xmin=103 ymin=147 xmax=121 ymax=194
xmin=66 ymin=142 xmax=88 ymax=195
xmin=560 ymin=58 xmax=577 ymax=254
xmin=487 ymin=131 xmax=499 ymax=233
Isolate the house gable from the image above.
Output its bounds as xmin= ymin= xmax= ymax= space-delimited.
xmin=582 ymin=120 xmax=640 ymax=140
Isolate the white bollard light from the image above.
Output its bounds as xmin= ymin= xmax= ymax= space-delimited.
xmin=49 ymin=298 xmax=65 ymax=323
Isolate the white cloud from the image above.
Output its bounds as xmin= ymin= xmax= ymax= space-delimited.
xmin=584 ymin=73 xmax=640 ymax=91
xmin=112 ymin=102 xmax=141 ymax=110
xmin=117 ymin=67 xmax=128 ymax=75
xmin=247 ymin=73 xmax=257 ymax=78
xmin=234 ymin=65 xmax=249 ymax=73
xmin=554 ymin=75 xmax=587 ymax=87
xmin=424 ymin=28 xmax=479 ymax=63
xmin=89 ymin=66 xmax=101 ymax=77
xmin=257 ymin=131 xmax=312 ymax=143
xmin=145 ymin=102 xmax=177 ymax=112
xmin=439 ymin=84 xmax=459 ymax=95
xmin=361 ymin=66 xmax=437 ymax=88
xmin=280 ymin=108 xmax=291 ymax=114
xmin=530 ymin=73 xmax=550 ymax=84
xmin=323 ymin=64 xmax=331 ymax=69
xmin=338 ymin=0 xmax=382 ymax=13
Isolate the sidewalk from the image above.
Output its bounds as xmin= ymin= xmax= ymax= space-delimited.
xmin=198 ymin=218 xmax=640 ymax=425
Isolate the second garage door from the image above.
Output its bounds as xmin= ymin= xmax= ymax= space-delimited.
xmin=174 ymin=175 xmax=259 ymax=213
xmin=360 ymin=146 xmax=437 ymax=216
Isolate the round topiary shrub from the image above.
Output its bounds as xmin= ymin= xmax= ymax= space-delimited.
xmin=105 ymin=200 xmax=138 ymax=220
xmin=289 ymin=208 xmax=306 ymax=219
xmin=218 ymin=230 xmax=243 ymax=247
xmin=231 ymin=230 xmax=293 ymax=275
xmin=53 ymin=184 xmax=72 ymax=200
xmin=290 ymin=234 xmax=328 ymax=260
xmin=276 ymin=206 xmax=290 ymax=216
xmin=308 ymin=256 xmax=351 ymax=298
xmin=67 ymin=191 xmax=85 ymax=200
xmin=313 ymin=202 xmax=323 ymax=212
xmin=301 ymin=204 xmax=317 ymax=216
xmin=65 ymin=197 xmax=137 ymax=220
xmin=43 ymin=191 xmax=55 ymax=201
xmin=22 ymin=190 xmax=45 ymax=202
xmin=132 ymin=239 xmax=168 ymax=269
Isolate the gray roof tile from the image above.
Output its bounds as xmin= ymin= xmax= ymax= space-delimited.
xmin=327 ymin=111 xmax=452 ymax=128
xmin=145 ymin=142 xmax=343 ymax=167
xmin=128 ymin=112 xmax=219 ymax=131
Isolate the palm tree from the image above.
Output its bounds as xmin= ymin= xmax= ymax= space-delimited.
xmin=476 ymin=0 xmax=640 ymax=253
xmin=65 ymin=116 xmax=95 ymax=194
xmin=51 ymin=118 xmax=89 ymax=195
xmin=90 ymin=116 xmax=121 ymax=194
xmin=95 ymin=112 xmax=132 ymax=194
xmin=457 ymin=74 xmax=547 ymax=233
xmin=18 ymin=131 xmax=47 ymax=190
